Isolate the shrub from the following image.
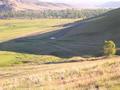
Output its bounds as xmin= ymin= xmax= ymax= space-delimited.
xmin=103 ymin=40 xmax=116 ymax=57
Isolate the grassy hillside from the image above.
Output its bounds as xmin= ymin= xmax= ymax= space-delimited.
xmin=62 ymin=8 xmax=120 ymax=55
xmin=0 ymin=9 xmax=119 ymax=58
xmin=0 ymin=8 xmax=119 ymax=63
xmin=0 ymin=57 xmax=120 ymax=90
xmin=0 ymin=8 xmax=120 ymax=90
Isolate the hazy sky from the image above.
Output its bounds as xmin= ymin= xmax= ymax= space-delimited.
xmin=39 ymin=0 xmax=120 ymax=4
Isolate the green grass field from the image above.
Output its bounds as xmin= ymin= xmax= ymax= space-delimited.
xmin=0 ymin=19 xmax=79 ymax=42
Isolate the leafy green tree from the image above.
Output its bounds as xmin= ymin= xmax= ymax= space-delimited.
xmin=103 ymin=40 xmax=116 ymax=56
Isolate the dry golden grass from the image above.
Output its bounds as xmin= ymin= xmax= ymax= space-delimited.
xmin=0 ymin=56 xmax=120 ymax=90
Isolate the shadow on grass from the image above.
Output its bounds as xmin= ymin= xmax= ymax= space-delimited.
xmin=0 ymin=17 xmax=119 ymax=58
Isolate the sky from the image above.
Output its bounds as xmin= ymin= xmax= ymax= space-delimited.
xmin=39 ymin=0 xmax=120 ymax=4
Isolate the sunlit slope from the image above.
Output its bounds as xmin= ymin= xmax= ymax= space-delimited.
xmin=0 ymin=19 xmax=78 ymax=42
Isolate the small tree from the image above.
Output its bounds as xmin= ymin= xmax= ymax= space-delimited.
xmin=103 ymin=40 xmax=116 ymax=57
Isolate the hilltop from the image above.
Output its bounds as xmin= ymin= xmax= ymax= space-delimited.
xmin=0 ymin=0 xmax=71 ymax=11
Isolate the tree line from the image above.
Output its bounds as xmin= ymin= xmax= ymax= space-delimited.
xmin=0 ymin=9 xmax=110 ymax=19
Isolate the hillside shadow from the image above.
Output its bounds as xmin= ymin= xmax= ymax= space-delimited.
xmin=0 ymin=16 xmax=117 ymax=58
xmin=0 ymin=19 xmax=91 ymax=58
xmin=0 ymin=20 xmax=82 ymax=58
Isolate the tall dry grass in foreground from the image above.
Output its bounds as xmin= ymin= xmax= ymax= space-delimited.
xmin=0 ymin=57 xmax=120 ymax=90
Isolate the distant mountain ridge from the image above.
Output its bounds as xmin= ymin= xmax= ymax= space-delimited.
xmin=0 ymin=0 xmax=72 ymax=11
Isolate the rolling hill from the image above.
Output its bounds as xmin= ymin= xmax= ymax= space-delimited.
xmin=0 ymin=7 xmax=120 ymax=90
xmin=0 ymin=8 xmax=120 ymax=57
xmin=0 ymin=0 xmax=71 ymax=11
xmin=53 ymin=8 xmax=120 ymax=56
xmin=49 ymin=8 xmax=120 ymax=56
